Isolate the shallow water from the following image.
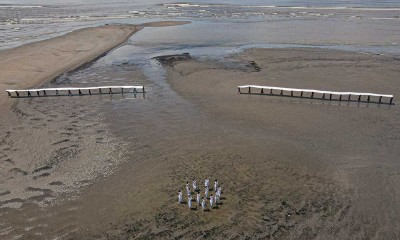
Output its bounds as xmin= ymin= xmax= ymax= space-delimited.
xmin=1 ymin=0 xmax=400 ymax=50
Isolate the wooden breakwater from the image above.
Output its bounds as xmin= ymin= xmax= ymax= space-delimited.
xmin=6 ymin=86 xmax=145 ymax=98
xmin=238 ymin=85 xmax=394 ymax=105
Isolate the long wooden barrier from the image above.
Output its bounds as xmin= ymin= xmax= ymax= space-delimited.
xmin=6 ymin=86 xmax=145 ymax=98
xmin=238 ymin=85 xmax=394 ymax=104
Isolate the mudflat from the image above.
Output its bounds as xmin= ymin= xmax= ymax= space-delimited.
xmin=1 ymin=28 xmax=399 ymax=238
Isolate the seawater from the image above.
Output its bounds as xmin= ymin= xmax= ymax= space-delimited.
xmin=1 ymin=0 xmax=400 ymax=50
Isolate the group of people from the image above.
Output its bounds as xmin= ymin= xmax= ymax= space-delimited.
xmin=178 ymin=177 xmax=222 ymax=211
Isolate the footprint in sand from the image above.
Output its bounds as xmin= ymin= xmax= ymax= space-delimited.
xmin=49 ymin=181 xmax=64 ymax=186
xmin=33 ymin=173 xmax=51 ymax=180
xmin=9 ymin=168 xmax=28 ymax=176
xmin=0 ymin=189 xmax=11 ymax=197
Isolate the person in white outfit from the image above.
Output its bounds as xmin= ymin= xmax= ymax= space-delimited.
xmin=205 ymin=186 xmax=209 ymax=198
xmin=197 ymin=192 xmax=201 ymax=205
xmin=178 ymin=190 xmax=183 ymax=203
xmin=214 ymin=179 xmax=218 ymax=191
xmin=186 ymin=182 xmax=190 ymax=192
xmin=192 ymin=179 xmax=197 ymax=191
xmin=188 ymin=195 xmax=192 ymax=209
xmin=187 ymin=187 xmax=191 ymax=197
xmin=210 ymin=194 xmax=214 ymax=209
xmin=217 ymin=186 xmax=222 ymax=198
xmin=201 ymin=197 xmax=206 ymax=211
xmin=205 ymin=178 xmax=209 ymax=188
xmin=215 ymin=193 xmax=219 ymax=204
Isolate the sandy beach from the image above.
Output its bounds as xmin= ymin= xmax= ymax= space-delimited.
xmin=3 ymin=47 xmax=396 ymax=239
xmin=0 ymin=17 xmax=399 ymax=240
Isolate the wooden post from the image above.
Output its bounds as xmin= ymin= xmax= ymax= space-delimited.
xmin=248 ymin=87 xmax=251 ymax=94
xmin=339 ymin=95 xmax=342 ymax=101
xmin=301 ymin=91 xmax=303 ymax=98
xmin=379 ymin=96 xmax=382 ymax=103
xmin=329 ymin=94 xmax=332 ymax=100
xmin=358 ymin=95 xmax=361 ymax=102
xmin=390 ymin=97 xmax=393 ymax=105
xmin=89 ymin=89 xmax=91 ymax=95
xmin=290 ymin=91 xmax=293 ymax=97
xmin=367 ymin=95 xmax=370 ymax=102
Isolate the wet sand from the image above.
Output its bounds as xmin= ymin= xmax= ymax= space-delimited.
xmin=51 ymin=48 xmax=400 ymax=239
xmin=0 ymin=21 xmax=191 ymax=239
xmin=1 ymin=29 xmax=399 ymax=238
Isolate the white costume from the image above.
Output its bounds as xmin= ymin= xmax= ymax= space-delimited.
xmin=215 ymin=194 xmax=219 ymax=203
xmin=217 ymin=186 xmax=222 ymax=197
xmin=205 ymin=187 xmax=209 ymax=198
xmin=214 ymin=180 xmax=218 ymax=191
xmin=192 ymin=180 xmax=197 ymax=190
xmin=210 ymin=195 xmax=214 ymax=209
xmin=205 ymin=178 xmax=209 ymax=188
xmin=197 ymin=193 xmax=201 ymax=205
xmin=178 ymin=191 xmax=183 ymax=203
xmin=188 ymin=195 xmax=192 ymax=209
xmin=187 ymin=187 xmax=191 ymax=196
xmin=201 ymin=198 xmax=206 ymax=211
